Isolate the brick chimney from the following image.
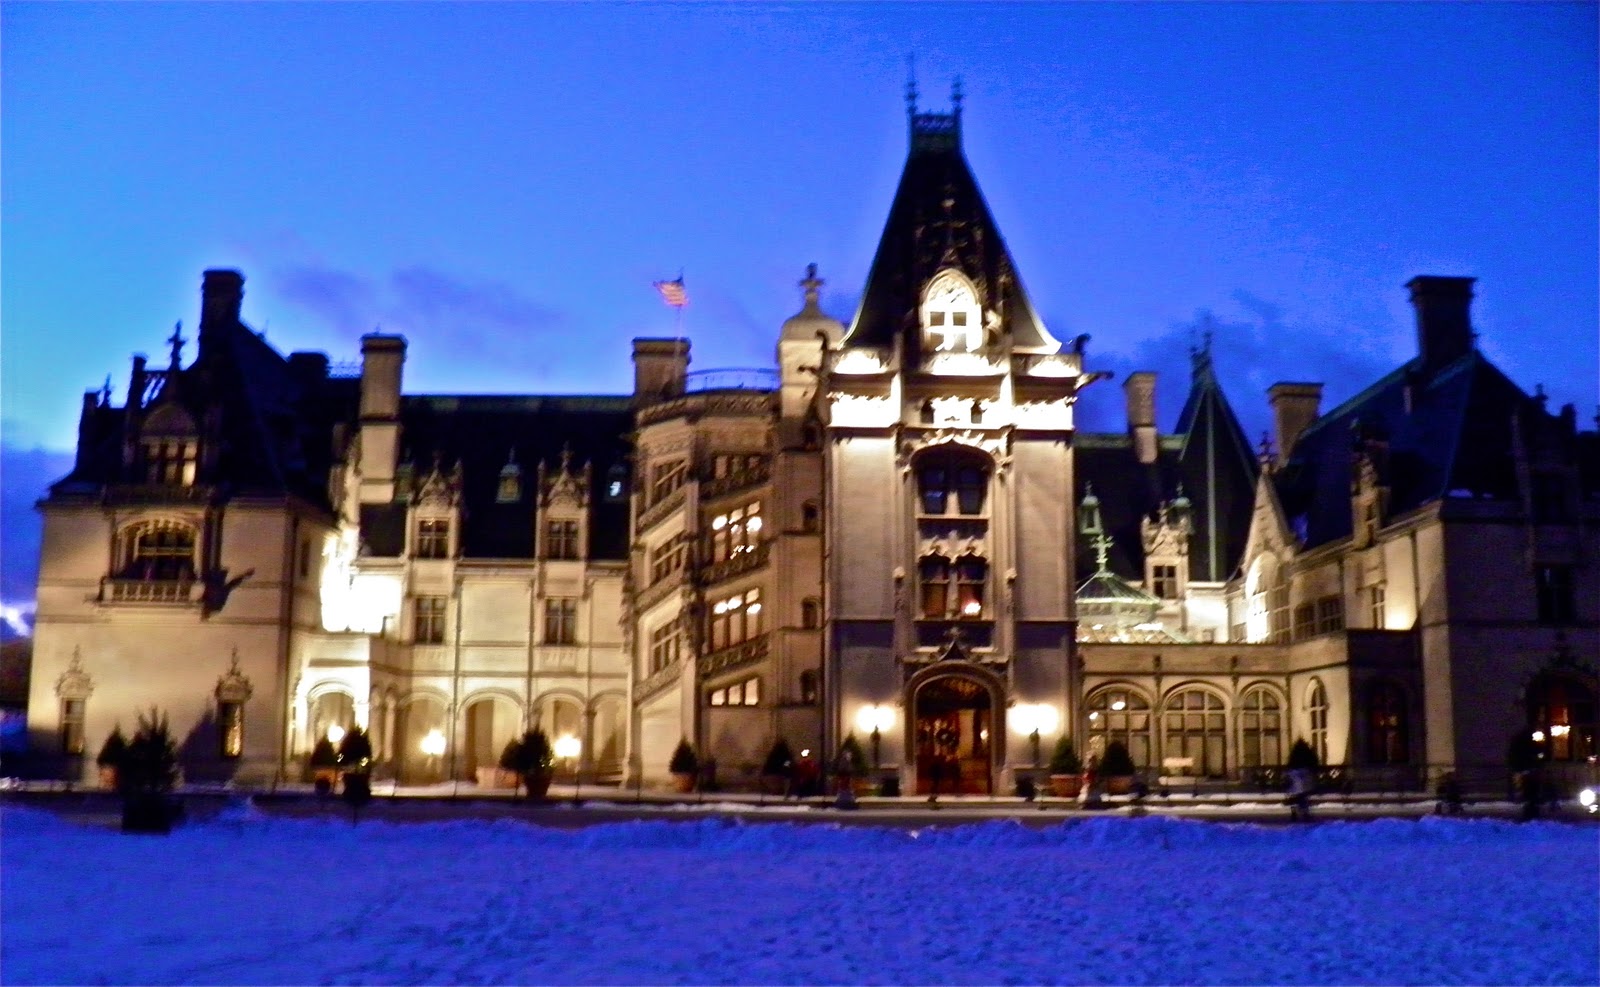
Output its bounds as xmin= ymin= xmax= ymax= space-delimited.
xmin=1407 ymin=275 xmax=1476 ymax=373
xmin=1124 ymin=371 xmax=1157 ymax=464
xmin=358 ymin=333 xmax=407 ymax=504
xmin=1268 ymin=382 xmax=1324 ymax=461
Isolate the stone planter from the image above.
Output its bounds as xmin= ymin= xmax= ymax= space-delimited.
xmin=523 ymin=771 xmax=555 ymax=799
xmin=670 ymin=771 xmax=695 ymax=793
xmin=1104 ymin=775 xmax=1134 ymax=796
xmin=98 ymin=766 xmax=119 ymax=791
xmin=1048 ymin=774 xmax=1083 ymax=799
xmin=476 ymin=767 xmax=519 ymax=789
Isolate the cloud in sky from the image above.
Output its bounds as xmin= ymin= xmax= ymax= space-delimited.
xmin=275 ymin=262 xmax=574 ymax=382
xmin=1 ymin=442 xmax=74 ymax=608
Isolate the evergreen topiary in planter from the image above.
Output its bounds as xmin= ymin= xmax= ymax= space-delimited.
xmin=508 ymin=729 xmax=555 ymax=799
xmin=308 ymin=738 xmax=339 ymax=795
xmin=118 ymin=708 xmax=181 ymax=834
xmin=835 ymin=734 xmax=869 ymax=791
xmin=761 ymin=738 xmax=794 ymax=795
xmin=96 ymin=726 xmax=127 ymax=790
xmin=1099 ymin=740 xmax=1136 ymax=795
xmin=1048 ymin=737 xmax=1083 ymax=798
xmin=337 ymin=727 xmax=374 ymax=807
xmin=668 ymin=739 xmax=698 ymax=793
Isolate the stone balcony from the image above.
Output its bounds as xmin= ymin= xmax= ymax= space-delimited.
xmin=100 ymin=578 xmax=198 ymax=605
xmin=700 ymin=543 xmax=769 ymax=588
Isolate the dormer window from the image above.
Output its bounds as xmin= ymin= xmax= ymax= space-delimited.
xmin=415 ymin=518 xmax=450 ymax=559
xmin=920 ymin=269 xmax=983 ymax=353
xmin=139 ymin=403 xmax=199 ymax=486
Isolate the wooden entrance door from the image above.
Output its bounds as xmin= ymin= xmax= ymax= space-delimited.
xmin=914 ymin=675 xmax=994 ymax=795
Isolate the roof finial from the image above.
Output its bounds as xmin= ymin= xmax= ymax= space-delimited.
xmin=101 ymin=375 xmax=113 ymax=405
xmin=951 ymin=74 xmax=963 ymax=115
xmin=906 ymin=53 xmax=919 ymax=118
xmin=800 ymin=263 xmax=823 ymax=308
xmin=167 ymin=321 xmax=186 ymax=369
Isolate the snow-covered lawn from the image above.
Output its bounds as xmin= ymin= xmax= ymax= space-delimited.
xmin=3 ymin=804 xmax=1595 ymax=985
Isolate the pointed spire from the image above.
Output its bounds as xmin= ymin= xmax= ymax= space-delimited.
xmin=167 ymin=321 xmax=186 ymax=370
xmin=905 ymin=53 xmax=919 ymax=119
xmin=951 ymin=75 xmax=963 ymax=117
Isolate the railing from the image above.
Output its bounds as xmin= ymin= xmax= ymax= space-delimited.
xmin=634 ymin=568 xmax=686 ymax=614
xmin=636 ymin=657 xmax=685 ymax=702
xmin=701 ymin=634 xmax=770 ymax=678
xmin=701 ymin=543 xmax=769 ymax=587
xmin=535 ymin=646 xmax=582 ymax=672
xmin=102 ymin=579 xmax=195 ymax=604
xmin=636 ymin=483 xmax=689 ymax=534
xmin=684 ymin=368 xmax=779 ymax=393
xmin=327 ymin=361 xmax=363 ymax=379
xmin=700 ymin=460 xmax=770 ymax=501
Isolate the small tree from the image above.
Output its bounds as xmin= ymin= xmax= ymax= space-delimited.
xmin=499 ymin=736 xmax=525 ymax=773
xmin=762 ymin=738 xmax=794 ymax=778
xmin=119 ymin=709 xmax=180 ymax=834
xmin=511 ymin=729 xmax=554 ymax=777
xmin=338 ymin=727 xmax=373 ymax=772
xmin=1099 ymin=739 xmax=1135 ymax=777
xmin=1286 ymin=738 xmax=1320 ymax=771
xmin=1048 ymin=736 xmax=1082 ymax=776
xmin=669 ymin=739 xmax=698 ymax=776
xmin=836 ymin=734 xmax=867 ymax=777
xmin=309 ymin=738 xmax=339 ymax=768
xmin=96 ymin=726 xmax=128 ymax=770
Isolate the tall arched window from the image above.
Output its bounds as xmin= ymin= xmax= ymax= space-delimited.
xmin=1307 ymin=679 xmax=1329 ymax=765
xmin=1526 ymin=675 xmax=1595 ymax=762
xmin=1239 ymin=686 xmax=1283 ymax=770
xmin=118 ymin=521 xmax=198 ymax=582
xmin=1365 ymin=681 xmax=1408 ymax=765
xmin=1162 ymin=688 xmax=1227 ymax=777
xmin=1087 ymin=688 xmax=1153 ymax=768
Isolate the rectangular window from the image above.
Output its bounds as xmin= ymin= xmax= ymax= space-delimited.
xmin=1268 ymin=585 xmax=1291 ymax=643
xmin=60 ymin=698 xmax=86 ymax=756
xmin=219 ymin=700 xmax=244 ymax=758
xmin=710 ymin=688 xmax=727 ymax=706
xmin=416 ymin=518 xmax=450 ymax=559
xmin=1315 ymin=595 xmax=1345 ymax=635
xmin=650 ymin=533 xmax=689 ymax=583
xmin=1292 ymin=602 xmax=1316 ymax=640
xmin=414 ymin=596 xmax=447 ymax=644
xmin=709 ymin=502 xmax=763 ymax=563
xmin=142 ymin=438 xmax=197 ymax=486
xmin=708 ymin=588 xmax=763 ymax=652
xmin=1151 ymin=564 xmax=1179 ymax=600
xmin=544 ymin=519 xmax=580 ymax=560
xmin=649 ymin=624 xmax=680 ymax=673
xmin=545 ymin=598 xmax=579 ymax=645
xmin=708 ymin=677 xmax=761 ymax=708
xmin=1536 ymin=565 xmax=1575 ymax=624
xmin=650 ymin=459 xmax=688 ymax=505
xmin=1368 ymin=584 xmax=1386 ymax=629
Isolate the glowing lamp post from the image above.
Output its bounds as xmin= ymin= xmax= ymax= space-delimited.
xmin=420 ymin=728 xmax=447 ymax=782
xmin=1013 ymin=703 xmax=1059 ymax=768
xmin=326 ymin=724 xmax=346 ymax=746
xmin=855 ymin=704 xmax=895 ymax=770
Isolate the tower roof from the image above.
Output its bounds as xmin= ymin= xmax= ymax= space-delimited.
xmin=843 ymin=93 xmax=1057 ymax=354
xmin=1173 ymin=332 xmax=1259 ymax=582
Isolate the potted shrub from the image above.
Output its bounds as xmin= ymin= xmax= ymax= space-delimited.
xmin=494 ymin=736 xmax=525 ymax=790
xmin=761 ymin=738 xmax=795 ymax=795
xmin=1099 ymin=740 xmax=1136 ymax=795
xmin=1047 ymin=736 xmax=1083 ymax=798
xmin=96 ymin=726 xmax=127 ymax=790
xmin=338 ymin=727 xmax=374 ymax=802
xmin=118 ymin=708 xmax=181 ymax=834
xmin=668 ymin=739 xmax=698 ymax=793
xmin=508 ymin=729 xmax=555 ymax=799
xmin=836 ymin=734 xmax=872 ymax=795
xmin=308 ymin=737 xmax=339 ymax=795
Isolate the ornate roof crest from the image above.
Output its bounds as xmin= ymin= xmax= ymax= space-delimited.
xmin=215 ymin=648 xmax=254 ymax=703
xmin=55 ymin=647 xmax=94 ymax=699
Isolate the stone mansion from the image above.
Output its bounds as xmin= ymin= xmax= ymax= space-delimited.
xmin=26 ymin=97 xmax=1598 ymax=794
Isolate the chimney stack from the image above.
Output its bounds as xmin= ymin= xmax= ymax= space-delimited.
xmin=200 ymin=269 xmax=245 ymax=332
xmin=1268 ymin=382 xmax=1324 ymax=461
xmin=633 ymin=338 xmax=690 ymax=404
xmin=1407 ymin=275 xmax=1476 ymax=373
xmin=1124 ymin=371 xmax=1157 ymax=464
xmin=358 ymin=333 xmax=407 ymax=503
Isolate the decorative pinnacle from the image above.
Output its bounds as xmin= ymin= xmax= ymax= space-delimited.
xmin=951 ymin=75 xmax=963 ymax=113
xmin=800 ymin=263 xmax=823 ymax=307
xmin=167 ymin=321 xmax=186 ymax=368
xmin=905 ymin=53 xmax=919 ymax=116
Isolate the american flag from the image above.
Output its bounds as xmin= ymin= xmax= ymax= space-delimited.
xmin=653 ymin=277 xmax=688 ymax=308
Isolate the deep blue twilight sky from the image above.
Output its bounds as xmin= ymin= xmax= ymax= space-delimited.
xmin=2 ymin=2 xmax=1596 ymax=609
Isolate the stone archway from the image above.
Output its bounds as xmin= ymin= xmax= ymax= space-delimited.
xmin=910 ymin=671 xmax=1000 ymax=795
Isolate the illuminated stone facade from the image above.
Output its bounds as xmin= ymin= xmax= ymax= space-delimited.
xmin=24 ymin=100 xmax=1599 ymax=794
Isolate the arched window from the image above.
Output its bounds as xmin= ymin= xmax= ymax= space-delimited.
xmin=1162 ymin=688 xmax=1227 ymax=777
xmin=1526 ymin=675 xmax=1595 ymax=762
xmin=1087 ymin=688 xmax=1153 ymax=769
xmin=920 ymin=269 xmax=983 ymax=353
xmin=1239 ymin=686 xmax=1283 ymax=769
xmin=1365 ymin=681 xmax=1408 ymax=765
xmin=118 ymin=521 xmax=198 ymax=582
xmin=919 ymin=555 xmax=988 ymax=620
xmin=1307 ymin=679 xmax=1329 ymax=765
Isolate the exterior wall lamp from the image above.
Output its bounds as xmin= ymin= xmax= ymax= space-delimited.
xmin=855 ymin=704 xmax=895 ymax=770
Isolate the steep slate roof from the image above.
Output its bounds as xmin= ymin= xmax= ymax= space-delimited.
xmin=1076 ymin=350 xmax=1259 ymax=584
xmin=843 ymin=105 xmax=1056 ymax=355
xmin=362 ymin=395 xmax=634 ymax=561
xmin=1273 ymin=349 xmax=1589 ymax=549
xmin=50 ymin=284 xmax=359 ymax=511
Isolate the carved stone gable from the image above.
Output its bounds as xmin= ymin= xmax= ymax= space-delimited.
xmin=539 ymin=446 xmax=592 ymax=512
xmin=55 ymin=648 xmax=94 ymax=700
xmin=215 ymin=649 xmax=254 ymax=703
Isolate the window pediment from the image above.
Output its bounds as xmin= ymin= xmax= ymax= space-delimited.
xmin=920 ymin=270 xmax=985 ymax=354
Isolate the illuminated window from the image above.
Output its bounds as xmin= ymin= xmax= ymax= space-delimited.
xmin=414 ymin=596 xmax=447 ymax=644
xmin=920 ymin=270 xmax=983 ymax=353
xmin=544 ymin=519 xmax=581 ymax=560
xmin=919 ymin=555 xmax=987 ymax=619
xmin=415 ymin=518 xmax=450 ymax=559
xmin=219 ymin=700 xmax=244 ymax=758
xmin=140 ymin=437 xmax=198 ymax=486
xmin=1151 ymin=564 xmax=1179 ymax=600
xmin=1368 ymin=584 xmax=1386 ymax=629
xmin=708 ymin=588 xmax=763 ymax=652
xmin=1307 ymin=680 xmax=1329 ymax=764
xmin=709 ymin=676 xmax=761 ymax=708
xmin=1161 ymin=689 xmax=1226 ymax=777
xmin=1086 ymin=689 xmax=1152 ymax=768
xmin=544 ymin=598 xmax=578 ymax=645
xmin=60 ymin=698 xmax=86 ymax=756
xmin=709 ymin=501 xmax=762 ymax=562
xmin=118 ymin=521 xmax=197 ymax=582
xmin=1527 ymin=675 xmax=1597 ymax=762
xmin=1239 ymin=687 xmax=1282 ymax=769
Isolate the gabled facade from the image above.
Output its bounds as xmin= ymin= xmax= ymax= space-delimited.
xmin=23 ymin=99 xmax=1597 ymax=796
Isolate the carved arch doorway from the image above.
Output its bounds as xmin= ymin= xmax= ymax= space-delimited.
xmin=911 ymin=672 xmax=998 ymax=795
